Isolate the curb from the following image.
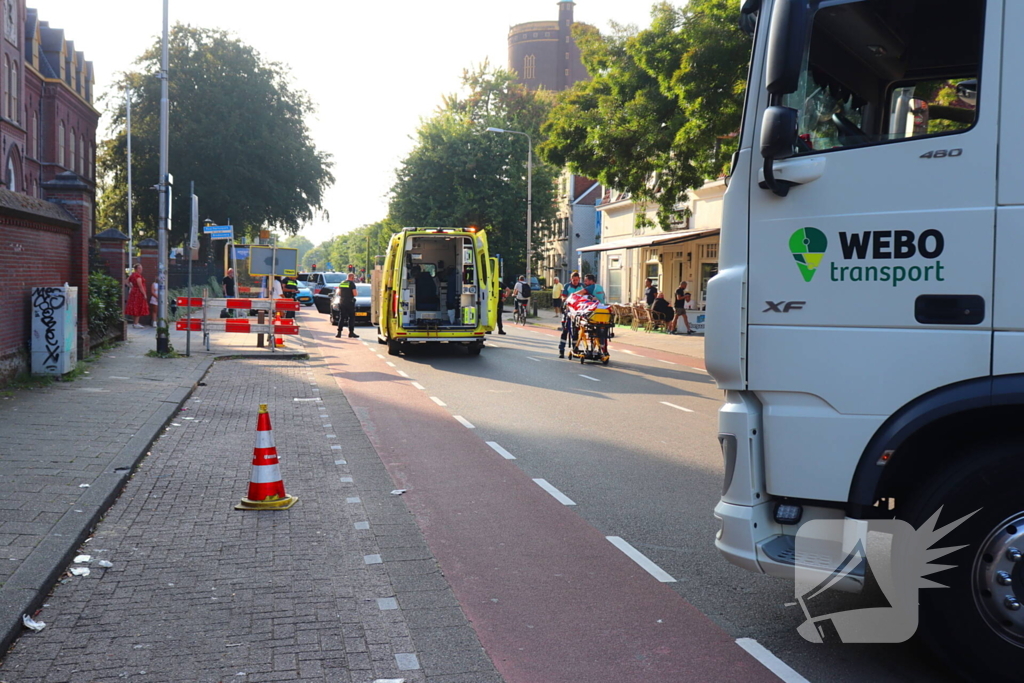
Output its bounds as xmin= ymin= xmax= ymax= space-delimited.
xmin=0 ymin=357 xmax=215 ymax=657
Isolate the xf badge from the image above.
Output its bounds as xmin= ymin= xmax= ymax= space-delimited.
xmin=764 ymin=301 xmax=806 ymax=313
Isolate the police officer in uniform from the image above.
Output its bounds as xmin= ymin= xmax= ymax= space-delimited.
xmin=281 ymin=273 xmax=299 ymax=319
xmin=335 ymin=272 xmax=359 ymax=339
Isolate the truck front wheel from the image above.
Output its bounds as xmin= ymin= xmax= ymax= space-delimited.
xmin=900 ymin=439 xmax=1024 ymax=682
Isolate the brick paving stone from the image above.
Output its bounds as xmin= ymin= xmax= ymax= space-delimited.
xmin=0 ymin=328 xmax=502 ymax=682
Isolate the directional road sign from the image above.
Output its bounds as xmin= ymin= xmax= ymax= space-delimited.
xmin=203 ymin=224 xmax=234 ymax=241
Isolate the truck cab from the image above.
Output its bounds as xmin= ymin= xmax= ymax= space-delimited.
xmin=376 ymin=227 xmax=498 ymax=356
xmin=707 ymin=1 xmax=1022 ymax=678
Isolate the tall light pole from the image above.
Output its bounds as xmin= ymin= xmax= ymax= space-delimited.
xmin=155 ymin=0 xmax=171 ymax=353
xmin=486 ymin=127 xmax=532 ymax=284
xmin=126 ymin=87 xmax=133 ymax=268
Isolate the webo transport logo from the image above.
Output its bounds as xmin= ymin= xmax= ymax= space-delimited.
xmin=794 ymin=508 xmax=976 ymax=644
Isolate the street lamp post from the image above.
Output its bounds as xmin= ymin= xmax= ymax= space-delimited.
xmin=486 ymin=127 xmax=532 ymax=285
xmin=155 ymin=0 xmax=171 ymax=353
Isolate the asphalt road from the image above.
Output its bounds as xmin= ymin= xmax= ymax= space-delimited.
xmin=304 ymin=309 xmax=960 ymax=683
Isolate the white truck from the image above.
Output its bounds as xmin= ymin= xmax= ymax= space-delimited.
xmin=706 ymin=0 xmax=1020 ymax=679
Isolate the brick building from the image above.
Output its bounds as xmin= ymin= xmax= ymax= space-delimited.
xmin=507 ymin=1 xmax=590 ymax=92
xmin=0 ymin=1 xmax=99 ymax=383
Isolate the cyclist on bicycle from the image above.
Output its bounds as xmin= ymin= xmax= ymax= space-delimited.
xmin=512 ymin=275 xmax=531 ymax=323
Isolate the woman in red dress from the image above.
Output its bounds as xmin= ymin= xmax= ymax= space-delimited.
xmin=125 ymin=264 xmax=150 ymax=328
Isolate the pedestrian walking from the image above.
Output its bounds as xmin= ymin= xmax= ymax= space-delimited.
xmin=671 ymin=281 xmax=692 ymax=334
xmin=551 ymin=277 xmax=563 ymax=317
xmin=125 ymin=264 xmax=149 ymax=328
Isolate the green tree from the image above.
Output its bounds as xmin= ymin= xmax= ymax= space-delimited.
xmin=280 ymin=234 xmax=314 ymax=266
xmin=388 ymin=64 xmax=558 ymax=276
xmin=97 ymin=25 xmax=335 ymax=244
xmin=539 ymin=0 xmax=749 ymax=228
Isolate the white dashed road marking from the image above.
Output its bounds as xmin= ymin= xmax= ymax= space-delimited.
xmin=657 ymin=359 xmax=677 ymax=365
xmin=606 ymin=536 xmax=676 ymax=583
xmin=430 ymin=397 xmax=447 ymax=407
xmin=453 ymin=415 xmax=475 ymax=429
xmin=660 ymin=402 xmax=695 ymax=413
xmin=533 ymin=478 xmax=576 ymax=506
xmin=397 ymin=370 xmax=410 ymax=378
xmin=579 ymin=375 xmax=600 ymax=382
xmin=411 ymin=382 xmax=425 ymax=390
xmin=735 ymin=639 xmax=812 ymax=683
xmin=486 ymin=442 xmax=516 ymax=460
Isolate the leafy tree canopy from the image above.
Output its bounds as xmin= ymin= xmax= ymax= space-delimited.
xmin=538 ymin=0 xmax=749 ymax=228
xmin=388 ymin=64 xmax=558 ymax=276
xmin=311 ymin=218 xmax=402 ymax=275
xmin=97 ymin=25 xmax=335 ymax=245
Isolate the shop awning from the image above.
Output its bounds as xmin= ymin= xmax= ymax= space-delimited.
xmin=576 ymin=228 xmax=720 ymax=253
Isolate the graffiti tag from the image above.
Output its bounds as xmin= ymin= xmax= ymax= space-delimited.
xmin=33 ymin=287 xmax=66 ymax=371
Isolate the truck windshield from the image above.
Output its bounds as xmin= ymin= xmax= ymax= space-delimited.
xmin=781 ymin=0 xmax=984 ymax=154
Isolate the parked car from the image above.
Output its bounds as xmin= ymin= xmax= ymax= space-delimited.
xmin=309 ymin=272 xmax=346 ymax=313
xmin=330 ymin=283 xmax=372 ymax=326
xmin=295 ymin=283 xmax=314 ymax=307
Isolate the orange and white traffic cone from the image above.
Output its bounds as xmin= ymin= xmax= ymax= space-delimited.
xmin=273 ymin=313 xmax=286 ymax=347
xmin=235 ymin=404 xmax=298 ymax=510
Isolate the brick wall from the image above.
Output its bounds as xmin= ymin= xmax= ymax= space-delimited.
xmin=0 ymin=214 xmax=78 ymax=382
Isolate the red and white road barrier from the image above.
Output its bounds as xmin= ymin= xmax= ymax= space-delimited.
xmin=175 ymin=318 xmax=299 ymax=334
xmin=173 ymin=292 xmax=300 ymax=351
xmin=176 ymin=297 xmax=299 ymax=312
xmin=235 ymin=404 xmax=298 ymax=510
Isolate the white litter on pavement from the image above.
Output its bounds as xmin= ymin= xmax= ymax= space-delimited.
xmin=73 ymin=555 xmax=91 ymax=563
xmin=79 ymin=483 xmax=90 ymax=488
xmin=22 ymin=614 xmax=46 ymax=631
xmin=98 ymin=560 xmax=114 ymax=568
xmin=390 ymin=489 xmax=407 ymax=495
xmin=70 ymin=567 xmax=90 ymax=576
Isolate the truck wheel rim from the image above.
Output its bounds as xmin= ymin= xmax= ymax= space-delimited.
xmin=973 ymin=512 xmax=1024 ymax=647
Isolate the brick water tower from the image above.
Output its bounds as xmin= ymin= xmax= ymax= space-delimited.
xmin=508 ymin=1 xmax=590 ymax=91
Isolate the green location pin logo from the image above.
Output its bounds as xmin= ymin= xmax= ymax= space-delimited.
xmin=789 ymin=228 xmax=828 ymax=282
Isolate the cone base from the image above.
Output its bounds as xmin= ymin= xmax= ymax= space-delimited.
xmin=235 ymin=494 xmax=298 ymax=511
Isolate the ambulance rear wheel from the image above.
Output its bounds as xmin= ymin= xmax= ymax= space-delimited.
xmin=467 ymin=342 xmax=482 ymax=356
xmin=387 ymin=338 xmax=402 ymax=356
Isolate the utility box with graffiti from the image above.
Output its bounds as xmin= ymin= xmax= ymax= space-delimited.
xmin=31 ymin=286 xmax=77 ymax=375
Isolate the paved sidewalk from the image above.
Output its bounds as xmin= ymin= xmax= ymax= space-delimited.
xmin=0 ymin=317 xmax=311 ymax=656
xmin=524 ymin=309 xmax=706 ymax=362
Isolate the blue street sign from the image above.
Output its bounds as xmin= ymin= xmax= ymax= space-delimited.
xmin=203 ymin=224 xmax=234 ymax=241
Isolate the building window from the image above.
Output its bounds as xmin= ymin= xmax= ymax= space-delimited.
xmin=10 ymin=61 xmax=16 ymax=123
xmin=7 ymin=156 xmax=15 ymax=191
xmin=79 ymin=135 xmax=84 ymax=176
xmin=70 ymin=129 xmax=76 ymax=174
xmin=2 ymin=56 xmax=7 ymax=118
xmin=30 ymin=112 xmax=36 ymax=157
xmin=58 ymin=121 xmax=65 ymax=166
xmin=524 ymin=54 xmax=536 ymax=80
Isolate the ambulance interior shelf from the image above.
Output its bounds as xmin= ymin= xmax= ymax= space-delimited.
xmin=401 ymin=235 xmax=481 ymax=327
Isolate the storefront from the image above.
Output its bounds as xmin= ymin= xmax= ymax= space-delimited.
xmin=578 ymin=227 xmax=720 ymax=309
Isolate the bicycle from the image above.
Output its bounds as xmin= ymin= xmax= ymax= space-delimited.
xmin=513 ymin=299 xmax=529 ymax=326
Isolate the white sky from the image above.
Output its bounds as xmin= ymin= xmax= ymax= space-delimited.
xmin=31 ymin=0 xmax=660 ymax=246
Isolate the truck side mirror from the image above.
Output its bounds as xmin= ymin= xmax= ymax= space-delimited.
xmin=765 ymin=0 xmax=808 ymax=95
xmin=761 ymin=106 xmax=799 ymax=197
xmin=760 ymin=106 xmax=798 ymax=160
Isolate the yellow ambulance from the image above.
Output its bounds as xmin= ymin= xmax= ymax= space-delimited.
xmin=373 ymin=227 xmax=499 ymax=356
